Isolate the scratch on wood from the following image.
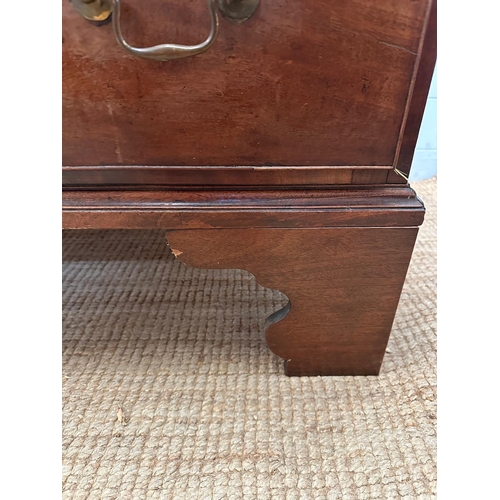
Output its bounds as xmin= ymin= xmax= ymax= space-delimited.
xmin=171 ymin=248 xmax=183 ymax=258
xmin=107 ymin=103 xmax=123 ymax=163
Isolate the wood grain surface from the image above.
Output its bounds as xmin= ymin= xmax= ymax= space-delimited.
xmin=390 ymin=0 xmax=437 ymax=182
xmin=63 ymin=0 xmax=430 ymax=169
xmin=166 ymin=226 xmax=419 ymax=375
xmin=62 ymin=185 xmax=425 ymax=229
xmin=62 ymin=165 xmax=392 ymax=188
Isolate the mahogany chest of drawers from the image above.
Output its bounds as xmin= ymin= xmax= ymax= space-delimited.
xmin=63 ymin=0 xmax=436 ymax=376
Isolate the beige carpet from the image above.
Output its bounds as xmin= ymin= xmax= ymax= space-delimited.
xmin=62 ymin=177 xmax=437 ymax=500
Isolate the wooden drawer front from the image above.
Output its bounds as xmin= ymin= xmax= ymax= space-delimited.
xmin=63 ymin=0 xmax=431 ymax=172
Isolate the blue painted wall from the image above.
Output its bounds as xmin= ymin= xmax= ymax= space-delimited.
xmin=409 ymin=66 xmax=437 ymax=181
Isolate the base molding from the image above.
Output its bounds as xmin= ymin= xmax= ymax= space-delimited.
xmin=63 ymin=185 xmax=424 ymax=230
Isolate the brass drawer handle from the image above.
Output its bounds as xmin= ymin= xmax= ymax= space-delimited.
xmin=70 ymin=0 xmax=260 ymax=62
xmin=113 ymin=0 xmax=218 ymax=61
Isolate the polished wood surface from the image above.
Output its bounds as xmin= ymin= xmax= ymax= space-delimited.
xmin=62 ymin=186 xmax=425 ymax=230
xmin=62 ymin=165 xmax=392 ymax=188
xmin=166 ymin=226 xmax=418 ymax=376
xmin=390 ymin=0 xmax=437 ymax=182
xmin=63 ymin=0 xmax=430 ymax=172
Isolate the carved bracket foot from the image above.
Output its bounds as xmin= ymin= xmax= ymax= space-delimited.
xmin=167 ymin=227 xmax=418 ymax=376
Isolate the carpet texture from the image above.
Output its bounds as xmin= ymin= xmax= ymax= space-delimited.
xmin=62 ymin=177 xmax=437 ymax=499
